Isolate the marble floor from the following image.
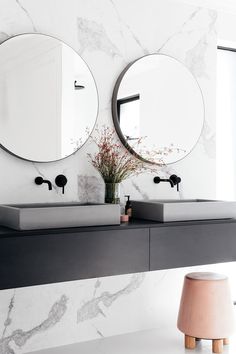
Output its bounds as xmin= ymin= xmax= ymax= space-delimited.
xmin=29 ymin=326 xmax=235 ymax=354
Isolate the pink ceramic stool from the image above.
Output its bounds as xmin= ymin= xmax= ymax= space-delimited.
xmin=177 ymin=272 xmax=234 ymax=353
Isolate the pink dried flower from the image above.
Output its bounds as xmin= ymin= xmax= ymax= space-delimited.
xmin=87 ymin=126 xmax=158 ymax=183
xmin=87 ymin=126 xmax=185 ymax=183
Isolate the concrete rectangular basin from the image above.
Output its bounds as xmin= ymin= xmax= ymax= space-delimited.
xmin=132 ymin=199 xmax=236 ymax=222
xmin=0 ymin=202 xmax=120 ymax=230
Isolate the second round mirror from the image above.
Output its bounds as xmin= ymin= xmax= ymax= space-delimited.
xmin=112 ymin=54 xmax=204 ymax=164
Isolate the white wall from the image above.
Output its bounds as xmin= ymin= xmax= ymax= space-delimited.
xmin=0 ymin=0 xmax=229 ymax=353
xmin=172 ymin=0 xmax=236 ymax=44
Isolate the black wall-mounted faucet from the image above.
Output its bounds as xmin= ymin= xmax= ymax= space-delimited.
xmin=153 ymin=174 xmax=181 ymax=192
xmin=35 ymin=177 xmax=52 ymax=190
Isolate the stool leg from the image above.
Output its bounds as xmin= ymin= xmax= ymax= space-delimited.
xmin=185 ymin=335 xmax=196 ymax=349
xmin=212 ymin=339 xmax=223 ymax=353
xmin=223 ymin=338 xmax=229 ymax=345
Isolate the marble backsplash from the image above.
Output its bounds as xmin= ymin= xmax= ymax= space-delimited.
xmin=0 ymin=0 xmax=216 ymax=204
xmin=0 ymin=0 xmax=218 ymax=353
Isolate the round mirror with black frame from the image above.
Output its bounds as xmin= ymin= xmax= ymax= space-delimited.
xmin=0 ymin=33 xmax=98 ymax=162
xmin=112 ymin=54 xmax=205 ymax=165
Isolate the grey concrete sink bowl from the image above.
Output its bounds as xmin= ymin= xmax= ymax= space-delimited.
xmin=0 ymin=202 xmax=120 ymax=230
xmin=132 ymin=199 xmax=236 ymax=222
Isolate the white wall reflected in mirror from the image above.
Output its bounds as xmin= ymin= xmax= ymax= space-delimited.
xmin=114 ymin=54 xmax=205 ymax=164
xmin=0 ymin=34 xmax=98 ymax=162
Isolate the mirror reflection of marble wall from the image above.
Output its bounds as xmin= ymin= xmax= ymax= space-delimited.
xmin=0 ymin=34 xmax=98 ymax=162
xmin=113 ymin=54 xmax=205 ymax=164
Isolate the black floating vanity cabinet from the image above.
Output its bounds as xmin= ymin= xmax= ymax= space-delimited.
xmin=1 ymin=218 xmax=236 ymax=290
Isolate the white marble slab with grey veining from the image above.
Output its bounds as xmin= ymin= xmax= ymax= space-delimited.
xmin=0 ymin=0 xmax=217 ymax=353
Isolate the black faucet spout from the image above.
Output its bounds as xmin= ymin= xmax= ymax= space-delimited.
xmin=44 ymin=180 xmax=52 ymax=190
xmin=153 ymin=176 xmax=174 ymax=187
xmin=35 ymin=177 xmax=52 ymax=190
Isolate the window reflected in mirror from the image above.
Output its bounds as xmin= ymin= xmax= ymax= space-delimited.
xmin=118 ymin=94 xmax=140 ymax=142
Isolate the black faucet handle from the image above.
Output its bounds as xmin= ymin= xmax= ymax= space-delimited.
xmin=169 ymin=174 xmax=181 ymax=191
xmin=169 ymin=174 xmax=181 ymax=184
xmin=35 ymin=176 xmax=44 ymax=185
xmin=55 ymin=175 xmax=67 ymax=194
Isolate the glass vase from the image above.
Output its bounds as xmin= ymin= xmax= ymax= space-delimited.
xmin=105 ymin=183 xmax=120 ymax=204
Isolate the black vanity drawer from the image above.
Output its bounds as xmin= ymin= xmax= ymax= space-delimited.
xmin=150 ymin=223 xmax=236 ymax=271
xmin=0 ymin=228 xmax=149 ymax=290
